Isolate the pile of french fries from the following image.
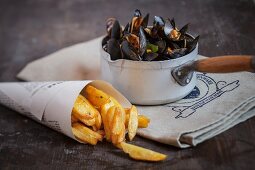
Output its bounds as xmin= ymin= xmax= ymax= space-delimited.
xmin=71 ymin=85 xmax=167 ymax=161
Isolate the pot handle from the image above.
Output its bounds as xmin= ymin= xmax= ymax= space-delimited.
xmin=172 ymin=55 xmax=255 ymax=86
xmin=193 ymin=55 xmax=255 ymax=73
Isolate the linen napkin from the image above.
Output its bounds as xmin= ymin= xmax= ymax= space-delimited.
xmin=17 ymin=36 xmax=255 ymax=148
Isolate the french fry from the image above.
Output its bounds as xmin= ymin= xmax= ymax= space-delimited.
xmin=71 ymin=114 xmax=78 ymax=123
xmin=120 ymin=142 xmax=167 ymax=162
xmin=95 ymin=111 xmax=102 ymax=130
xmin=111 ymin=107 xmax=122 ymax=135
xmin=138 ymin=115 xmax=150 ymax=128
xmin=125 ymin=108 xmax=150 ymax=128
xmin=107 ymin=106 xmax=116 ymax=131
xmin=72 ymin=123 xmax=98 ymax=145
xmin=128 ymin=105 xmax=138 ymax=141
xmin=72 ymin=94 xmax=100 ymax=127
xmin=109 ymin=97 xmax=126 ymax=123
xmin=117 ymin=124 xmax=126 ymax=143
xmin=101 ymin=102 xmax=115 ymax=141
xmin=73 ymin=122 xmax=103 ymax=143
xmin=84 ymin=85 xmax=110 ymax=109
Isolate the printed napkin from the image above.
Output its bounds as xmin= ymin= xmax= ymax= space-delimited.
xmin=17 ymin=36 xmax=255 ymax=148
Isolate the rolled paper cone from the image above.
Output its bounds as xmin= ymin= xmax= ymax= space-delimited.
xmin=0 ymin=80 xmax=131 ymax=142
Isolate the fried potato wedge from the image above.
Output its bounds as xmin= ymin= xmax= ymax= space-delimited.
xmin=120 ymin=142 xmax=167 ymax=162
xmin=101 ymin=102 xmax=115 ymax=141
xmin=111 ymin=107 xmax=123 ymax=135
xmin=138 ymin=115 xmax=150 ymax=128
xmin=125 ymin=108 xmax=150 ymax=128
xmin=72 ymin=123 xmax=103 ymax=144
xmin=128 ymin=105 xmax=138 ymax=141
xmin=72 ymin=94 xmax=100 ymax=127
xmin=85 ymin=85 xmax=110 ymax=109
xmin=71 ymin=114 xmax=78 ymax=123
xmin=109 ymin=97 xmax=126 ymax=123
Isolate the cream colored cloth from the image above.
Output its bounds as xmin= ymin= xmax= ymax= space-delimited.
xmin=17 ymin=36 xmax=255 ymax=148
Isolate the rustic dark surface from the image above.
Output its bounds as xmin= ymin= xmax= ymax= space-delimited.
xmin=0 ymin=0 xmax=255 ymax=169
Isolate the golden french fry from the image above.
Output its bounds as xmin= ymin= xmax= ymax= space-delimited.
xmin=85 ymin=85 xmax=110 ymax=108
xmin=107 ymin=106 xmax=117 ymax=131
xmin=72 ymin=94 xmax=100 ymax=127
xmin=101 ymin=102 xmax=115 ymax=141
xmin=72 ymin=123 xmax=98 ymax=145
xmin=138 ymin=115 xmax=150 ymax=128
xmin=109 ymin=97 xmax=126 ymax=123
xmin=96 ymin=130 xmax=105 ymax=136
xmin=111 ymin=107 xmax=123 ymax=135
xmin=128 ymin=105 xmax=138 ymax=141
xmin=71 ymin=114 xmax=78 ymax=123
xmin=120 ymin=142 xmax=167 ymax=162
xmin=117 ymin=124 xmax=126 ymax=143
xmin=95 ymin=111 xmax=102 ymax=130
xmin=125 ymin=108 xmax=150 ymax=128
xmin=73 ymin=122 xmax=103 ymax=143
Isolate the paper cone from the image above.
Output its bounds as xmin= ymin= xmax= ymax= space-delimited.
xmin=0 ymin=80 xmax=131 ymax=142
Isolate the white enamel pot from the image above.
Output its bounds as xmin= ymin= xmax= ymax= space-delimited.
xmin=100 ymin=37 xmax=255 ymax=105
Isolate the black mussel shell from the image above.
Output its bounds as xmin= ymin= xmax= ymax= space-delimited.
xmin=123 ymin=22 xmax=130 ymax=36
xmin=153 ymin=16 xmax=165 ymax=27
xmin=180 ymin=24 xmax=189 ymax=35
xmin=107 ymin=38 xmax=122 ymax=60
xmin=106 ymin=18 xmax=116 ymax=36
xmin=134 ymin=9 xmax=142 ymax=17
xmin=141 ymin=13 xmax=149 ymax=28
xmin=155 ymin=40 xmax=166 ymax=53
xmin=143 ymin=52 xmax=158 ymax=61
xmin=170 ymin=18 xmax=176 ymax=29
xmin=169 ymin=48 xmax=187 ymax=59
xmin=111 ymin=20 xmax=121 ymax=39
xmin=187 ymin=35 xmax=199 ymax=53
xmin=139 ymin=27 xmax=147 ymax=56
xmin=121 ymin=40 xmax=142 ymax=61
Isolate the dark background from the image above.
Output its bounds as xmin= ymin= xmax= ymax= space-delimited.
xmin=0 ymin=0 xmax=255 ymax=169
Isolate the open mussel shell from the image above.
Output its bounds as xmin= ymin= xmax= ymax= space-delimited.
xmin=187 ymin=35 xmax=199 ymax=53
xmin=106 ymin=18 xmax=116 ymax=37
xmin=143 ymin=52 xmax=158 ymax=61
xmin=111 ymin=20 xmax=122 ymax=40
xmin=139 ymin=27 xmax=147 ymax=57
xmin=134 ymin=9 xmax=142 ymax=17
xmin=107 ymin=38 xmax=122 ymax=60
xmin=121 ymin=40 xmax=142 ymax=61
xmin=153 ymin=16 xmax=165 ymax=27
xmin=141 ymin=13 xmax=149 ymax=28
xmin=125 ymin=33 xmax=139 ymax=51
xmin=123 ymin=22 xmax=130 ymax=36
xmin=154 ymin=40 xmax=166 ymax=53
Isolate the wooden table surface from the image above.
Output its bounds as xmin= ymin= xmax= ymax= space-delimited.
xmin=0 ymin=0 xmax=255 ymax=169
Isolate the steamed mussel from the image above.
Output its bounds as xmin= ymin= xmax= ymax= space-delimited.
xmin=104 ymin=9 xmax=199 ymax=61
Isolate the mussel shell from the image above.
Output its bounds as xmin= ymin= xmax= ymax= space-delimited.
xmin=141 ymin=13 xmax=149 ymax=28
xmin=107 ymin=38 xmax=122 ymax=60
xmin=187 ymin=35 xmax=199 ymax=53
xmin=154 ymin=40 xmax=166 ymax=53
xmin=153 ymin=16 xmax=165 ymax=27
xmin=125 ymin=33 xmax=139 ymax=51
xmin=139 ymin=27 xmax=147 ymax=57
xmin=163 ymin=18 xmax=173 ymax=37
xmin=111 ymin=20 xmax=122 ymax=40
xmin=123 ymin=22 xmax=130 ymax=36
xmin=130 ymin=17 xmax=143 ymax=34
xmin=134 ymin=9 xmax=142 ymax=17
xmin=121 ymin=40 xmax=142 ymax=61
xmin=169 ymin=48 xmax=187 ymax=59
xmin=106 ymin=18 xmax=116 ymax=36
xmin=143 ymin=52 xmax=158 ymax=61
